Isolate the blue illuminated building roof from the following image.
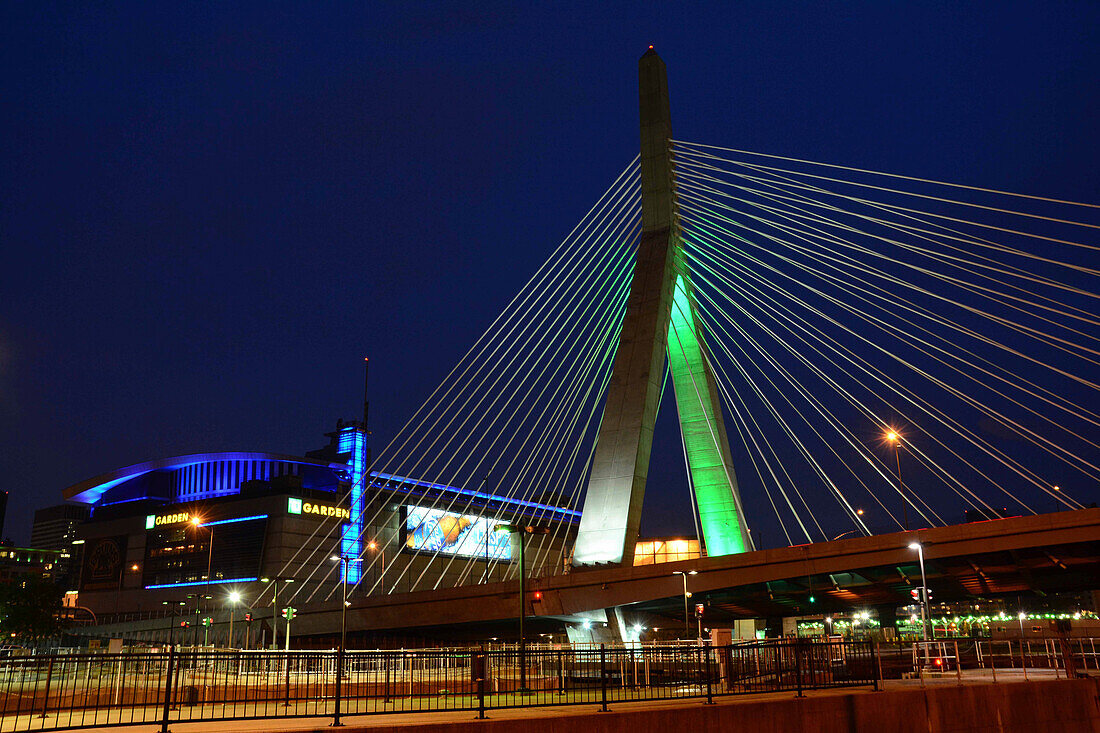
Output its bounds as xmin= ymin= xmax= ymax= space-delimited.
xmin=62 ymin=449 xmax=579 ymax=528
xmin=63 ymin=452 xmax=348 ymax=505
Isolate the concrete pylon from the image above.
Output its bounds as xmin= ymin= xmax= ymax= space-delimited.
xmin=572 ymin=49 xmax=750 ymax=567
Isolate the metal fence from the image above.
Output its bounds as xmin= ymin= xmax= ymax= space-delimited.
xmin=873 ymin=636 xmax=1100 ymax=680
xmin=0 ymin=639 xmax=876 ymax=731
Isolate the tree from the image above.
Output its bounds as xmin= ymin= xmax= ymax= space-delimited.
xmin=0 ymin=576 xmax=63 ymax=643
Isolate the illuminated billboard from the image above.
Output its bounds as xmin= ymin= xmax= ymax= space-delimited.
xmin=404 ymin=506 xmax=511 ymax=561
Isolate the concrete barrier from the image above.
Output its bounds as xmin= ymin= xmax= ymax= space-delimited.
xmin=320 ymin=677 xmax=1100 ymax=733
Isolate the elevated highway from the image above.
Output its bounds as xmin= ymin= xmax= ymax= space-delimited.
xmin=310 ymin=507 xmax=1100 ymax=637
xmin=74 ymin=508 xmax=1099 ymax=642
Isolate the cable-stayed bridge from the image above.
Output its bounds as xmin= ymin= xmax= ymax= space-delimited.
xmin=263 ymin=49 xmax=1099 ymax=640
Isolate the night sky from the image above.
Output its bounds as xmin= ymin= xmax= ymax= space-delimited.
xmin=3 ymin=3 xmax=1098 ymax=546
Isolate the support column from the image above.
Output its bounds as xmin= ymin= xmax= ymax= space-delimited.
xmin=572 ymin=49 xmax=680 ymax=567
xmin=667 ymin=271 xmax=750 ymax=555
xmin=573 ymin=48 xmax=749 ymax=566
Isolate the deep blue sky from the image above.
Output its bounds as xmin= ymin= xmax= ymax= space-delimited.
xmin=2 ymin=3 xmax=1098 ymax=545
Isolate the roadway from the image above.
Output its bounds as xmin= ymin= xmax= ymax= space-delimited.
xmin=315 ymin=507 xmax=1100 ymax=636
xmin=75 ymin=508 xmax=1100 ymax=641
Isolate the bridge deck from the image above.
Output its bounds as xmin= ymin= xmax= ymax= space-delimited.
xmin=310 ymin=508 xmax=1100 ymax=634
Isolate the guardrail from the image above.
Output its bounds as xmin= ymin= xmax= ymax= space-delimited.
xmin=875 ymin=636 xmax=1100 ymax=681
xmin=0 ymin=639 xmax=876 ymax=731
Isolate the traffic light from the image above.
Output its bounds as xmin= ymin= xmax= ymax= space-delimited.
xmin=695 ymin=603 xmax=705 ymax=618
xmin=244 ymin=613 xmax=252 ymax=623
xmin=808 ymin=594 xmax=816 ymax=604
xmin=282 ymin=607 xmax=296 ymax=620
xmin=910 ymin=588 xmax=921 ymax=602
xmin=180 ymin=620 xmax=189 ymax=628
xmin=202 ymin=617 xmax=213 ymax=627
xmin=532 ymin=591 xmax=542 ymax=602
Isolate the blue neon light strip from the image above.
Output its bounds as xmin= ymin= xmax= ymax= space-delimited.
xmin=197 ymin=514 xmax=269 ymax=527
xmin=98 ymin=496 xmax=164 ymax=508
xmin=145 ymin=577 xmax=258 ymax=590
xmin=370 ymin=471 xmax=582 ymax=518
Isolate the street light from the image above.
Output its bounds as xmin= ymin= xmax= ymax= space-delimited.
xmin=494 ymin=523 xmax=550 ymax=693
xmin=186 ymin=593 xmax=212 ymax=645
xmin=672 ymin=570 xmax=698 ymax=641
xmin=367 ymin=541 xmax=385 ymax=589
xmin=330 ymin=555 xmax=363 ymax=728
xmin=260 ymin=576 xmax=295 ymax=649
xmin=162 ymin=600 xmax=186 ymax=646
xmin=227 ymin=591 xmax=241 ymax=649
xmin=886 ymin=431 xmax=909 ymax=530
xmin=330 ymin=556 xmax=363 ymax=655
xmin=191 ymin=516 xmax=215 ymax=582
xmin=909 ymin=542 xmax=930 ymax=666
xmin=116 ymin=561 xmax=143 ymax=614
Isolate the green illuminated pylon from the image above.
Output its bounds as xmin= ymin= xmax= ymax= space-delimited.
xmin=668 ymin=270 xmax=749 ymax=556
xmin=573 ymin=48 xmax=749 ymax=566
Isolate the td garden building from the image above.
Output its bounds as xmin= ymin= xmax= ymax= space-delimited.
xmin=64 ymin=420 xmax=579 ymax=635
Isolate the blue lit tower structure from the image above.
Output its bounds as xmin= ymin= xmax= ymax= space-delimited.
xmin=336 ymin=359 xmax=371 ymax=583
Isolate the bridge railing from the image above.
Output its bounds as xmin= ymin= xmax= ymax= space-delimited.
xmin=874 ymin=636 xmax=1100 ymax=680
xmin=0 ymin=639 xmax=877 ymax=731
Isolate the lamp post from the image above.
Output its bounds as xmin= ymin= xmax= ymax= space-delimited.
xmin=260 ymin=576 xmax=295 ymax=649
xmin=367 ymin=541 xmax=385 ymax=590
xmin=887 ymin=431 xmax=908 ymax=530
xmin=114 ymin=561 xmax=140 ymax=611
xmin=330 ymin=556 xmax=363 ymax=658
xmin=191 ymin=516 xmax=215 ymax=582
xmin=494 ymin=523 xmax=549 ymax=693
xmin=227 ymin=591 xmax=241 ymax=649
xmin=186 ymin=593 xmax=211 ymax=645
xmin=163 ymin=600 xmax=185 ymax=646
xmin=909 ymin=542 xmax=930 ymax=666
xmin=673 ymin=570 xmax=698 ymax=640
xmin=330 ymin=556 xmax=362 ymax=727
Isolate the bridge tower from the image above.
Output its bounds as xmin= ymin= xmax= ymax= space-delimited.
xmin=573 ymin=49 xmax=750 ymax=567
